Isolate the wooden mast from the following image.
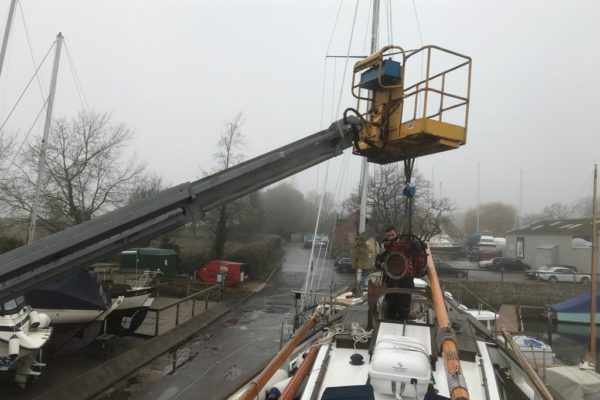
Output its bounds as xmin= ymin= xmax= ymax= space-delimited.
xmin=427 ymin=250 xmax=470 ymax=399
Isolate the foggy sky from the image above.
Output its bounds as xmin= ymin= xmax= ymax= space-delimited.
xmin=0 ymin=0 xmax=599 ymax=217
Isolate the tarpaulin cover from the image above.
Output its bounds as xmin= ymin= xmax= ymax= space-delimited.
xmin=545 ymin=365 xmax=600 ymax=400
xmin=26 ymin=269 xmax=109 ymax=310
xmin=321 ymin=385 xmax=375 ymax=400
xmin=550 ymin=292 xmax=600 ymax=313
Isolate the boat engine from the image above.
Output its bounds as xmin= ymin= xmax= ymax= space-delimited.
xmin=382 ymin=235 xmax=428 ymax=280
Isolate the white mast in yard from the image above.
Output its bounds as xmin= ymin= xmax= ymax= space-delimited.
xmin=358 ymin=0 xmax=380 ymax=236
xmin=27 ymin=33 xmax=63 ymax=244
xmin=0 ymin=0 xmax=17 ymax=78
xmin=590 ymin=164 xmax=597 ymax=366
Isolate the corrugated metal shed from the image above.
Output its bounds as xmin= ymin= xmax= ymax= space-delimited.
xmin=507 ymin=218 xmax=597 ymax=237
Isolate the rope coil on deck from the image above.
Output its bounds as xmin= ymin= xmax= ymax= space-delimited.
xmin=350 ymin=321 xmax=372 ymax=348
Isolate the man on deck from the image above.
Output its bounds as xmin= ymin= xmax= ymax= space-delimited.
xmin=377 ymin=226 xmax=415 ymax=320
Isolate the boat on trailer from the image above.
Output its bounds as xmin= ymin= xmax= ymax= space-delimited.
xmin=25 ymin=269 xmax=123 ymax=357
xmin=102 ymin=270 xmax=158 ymax=336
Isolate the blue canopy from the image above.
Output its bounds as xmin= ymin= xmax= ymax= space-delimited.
xmin=550 ymin=292 xmax=600 ymax=313
xmin=26 ymin=269 xmax=110 ymax=310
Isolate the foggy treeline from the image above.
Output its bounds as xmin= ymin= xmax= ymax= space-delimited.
xmin=0 ymin=110 xmax=595 ymax=257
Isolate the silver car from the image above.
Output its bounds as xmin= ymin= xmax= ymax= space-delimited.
xmin=535 ymin=266 xmax=590 ymax=285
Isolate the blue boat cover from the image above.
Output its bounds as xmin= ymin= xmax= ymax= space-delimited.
xmin=550 ymin=292 xmax=600 ymax=313
xmin=321 ymin=385 xmax=375 ymax=400
xmin=26 ymin=269 xmax=109 ymax=310
xmin=522 ymin=338 xmax=544 ymax=348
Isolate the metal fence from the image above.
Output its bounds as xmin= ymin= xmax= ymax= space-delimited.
xmin=440 ymin=267 xmax=600 ymax=285
xmin=142 ymin=283 xmax=222 ymax=337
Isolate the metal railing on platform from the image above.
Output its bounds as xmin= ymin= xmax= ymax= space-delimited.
xmin=144 ymin=283 xmax=222 ymax=337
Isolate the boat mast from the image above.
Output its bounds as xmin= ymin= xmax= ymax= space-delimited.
xmin=0 ymin=0 xmax=17 ymax=79
xmin=476 ymin=163 xmax=480 ymax=232
xmin=518 ymin=169 xmax=523 ymax=227
xmin=591 ymin=163 xmax=597 ymax=365
xmin=358 ymin=0 xmax=380 ymax=235
xmin=27 ymin=33 xmax=63 ymax=244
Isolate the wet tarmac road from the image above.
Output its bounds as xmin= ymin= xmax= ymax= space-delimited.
xmin=100 ymin=244 xmax=354 ymax=400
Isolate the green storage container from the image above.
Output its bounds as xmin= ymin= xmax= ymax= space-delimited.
xmin=119 ymin=248 xmax=178 ymax=278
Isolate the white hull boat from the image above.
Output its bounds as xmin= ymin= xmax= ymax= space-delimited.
xmin=0 ymin=296 xmax=52 ymax=387
xmin=102 ymin=270 xmax=159 ymax=335
xmin=228 ymin=251 xmax=553 ymax=400
xmin=512 ymin=335 xmax=556 ymax=367
xmin=105 ymin=287 xmax=154 ymax=336
xmin=26 ymin=270 xmax=123 ymax=356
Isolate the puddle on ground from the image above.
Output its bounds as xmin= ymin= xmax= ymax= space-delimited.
xmin=223 ymin=365 xmax=242 ymax=381
xmin=149 ymin=344 xmax=201 ymax=377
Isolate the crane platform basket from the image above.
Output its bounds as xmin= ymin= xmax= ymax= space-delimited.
xmin=351 ymin=45 xmax=472 ymax=164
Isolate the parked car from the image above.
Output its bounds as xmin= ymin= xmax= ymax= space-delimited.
xmin=535 ymin=266 xmax=591 ymax=285
xmin=489 ymin=257 xmax=531 ymax=271
xmin=478 ymin=259 xmax=494 ymax=268
xmin=525 ymin=266 xmax=552 ymax=280
xmin=334 ymin=257 xmax=353 ymax=273
xmin=434 ymin=261 xmax=465 ymax=278
xmin=525 ymin=264 xmax=578 ymax=280
xmin=303 ymin=239 xmax=328 ymax=249
xmin=314 ymin=239 xmax=329 ymax=247
xmin=547 ymin=263 xmax=577 ymax=272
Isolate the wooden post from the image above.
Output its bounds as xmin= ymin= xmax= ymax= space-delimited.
xmin=155 ymin=311 xmax=160 ymax=337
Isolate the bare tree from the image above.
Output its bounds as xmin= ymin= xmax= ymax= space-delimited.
xmin=368 ymin=165 xmax=407 ymax=234
xmin=0 ymin=131 xmax=15 ymax=214
xmin=128 ymin=173 xmax=166 ymax=204
xmin=261 ymin=183 xmax=306 ymax=240
xmin=412 ymin=194 xmax=455 ymax=242
xmin=464 ymin=202 xmax=518 ymax=235
xmin=0 ymin=110 xmax=144 ymax=231
xmin=343 ymin=165 xmax=455 ymax=240
xmin=0 ymin=131 xmax=15 ymax=171
xmin=571 ymin=196 xmax=597 ymax=218
xmin=202 ymin=113 xmax=246 ymax=258
xmin=303 ymin=190 xmax=337 ymax=233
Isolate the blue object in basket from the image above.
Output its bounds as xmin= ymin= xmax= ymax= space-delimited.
xmin=359 ymin=59 xmax=401 ymax=91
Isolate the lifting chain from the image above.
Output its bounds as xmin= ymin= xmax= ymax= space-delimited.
xmin=403 ymin=158 xmax=416 ymax=235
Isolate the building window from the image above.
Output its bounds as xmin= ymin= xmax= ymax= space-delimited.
xmin=516 ymin=237 xmax=524 ymax=259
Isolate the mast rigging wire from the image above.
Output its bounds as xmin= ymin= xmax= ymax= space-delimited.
xmin=0 ymin=41 xmax=55 ymax=137
xmin=18 ymin=0 xmax=47 ymax=101
xmin=334 ymin=0 xmax=360 ymax=118
xmin=384 ymin=0 xmax=393 ymax=45
xmin=361 ymin=0 xmax=373 ymax=54
xmin=304 ymin=0 xmax=368 ymax=305
xmin=412 ymin=0 xmax=424 ymax=47
xmin=325 ymin=0 xmax=345 ymax=56
xmin=64 ymin=40 xmax=90 ymax=113
xmin=1 ymin=98 xmax=48 ymax=181
xmin=301 ymin=162 xmax=331 ymax=311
